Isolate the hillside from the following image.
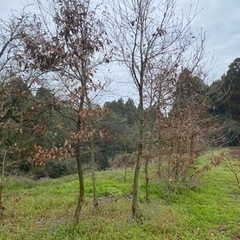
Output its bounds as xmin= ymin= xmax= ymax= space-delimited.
xmin=0 ymin=151 xmax=240 ymax=240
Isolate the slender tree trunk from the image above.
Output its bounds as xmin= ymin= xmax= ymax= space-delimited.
xmin=157 ymin=154 xmax=162 ymax=176
xmin=157 ymin=127 xmax=162 ymax=177
xmin=145 ymin=114 xmax=155 ymax=203
xmin=90 ymin=134 xmax=98 ymax=207
xmin=157 ymin=138 xmax=162 ymax=177
xmin=86 ymin=97 xmax=98 ymax=208
xmin=74 ymin=121 xmax=84 ymax=223
xmin=132 ymin=143 xmax=142 ymax=218
xmin=132 ymin=90 xmax=144 ymax=218
xmin=124 ymin=164 xmax=127 ymax=183
xmin=189 ymin=126 xmax=195 ymax=163
xmin=145 ymin=157 xmax=150 ymax=203
xmin=0 ymin=151 xmax=7 ymax=218
xmin=0 ymin=183 xmax=4 ymax=218
xmin=175 ymin=142 xmax=181 ymax=181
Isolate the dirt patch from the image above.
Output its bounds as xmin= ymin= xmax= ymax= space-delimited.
xmin=233 ymin=234 xmax=240 ymax=240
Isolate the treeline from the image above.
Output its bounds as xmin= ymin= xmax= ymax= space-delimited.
xmin=1 ymin=59 xmax=240 ymax=178
xmin=209 ymin=58 xmax=240 ymax=145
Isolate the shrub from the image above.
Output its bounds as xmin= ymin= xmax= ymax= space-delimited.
xmin=45 ymin=158 xmax=77 ymax=178
xmin=32 ymin=158 xmax=77 ymax=179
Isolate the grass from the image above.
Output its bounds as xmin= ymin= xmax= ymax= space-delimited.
xmin=0 ymin=150 xmax=240 ymax=240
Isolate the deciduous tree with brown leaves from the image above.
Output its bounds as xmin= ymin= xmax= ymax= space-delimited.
xmin=19 ymin=0 xmax=112 ymax=222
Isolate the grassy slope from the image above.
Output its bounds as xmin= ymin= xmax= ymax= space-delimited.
xmin=0 ymin=152 xmax=240 ymax=240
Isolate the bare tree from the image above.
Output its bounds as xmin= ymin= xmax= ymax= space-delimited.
xmin=111 ymin=0 xmax=206 ymax=218
xmin=0 ymin=13 xmax=26 ymax=74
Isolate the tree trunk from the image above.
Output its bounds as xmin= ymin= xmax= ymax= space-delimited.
xmin=74 ymin=121 xmax=84 ymax=223
xmin=175 ymin=142 xmax=181 ymax=181
xmin=157 ymin=155 xmax=162 ymax=176
xmin=145 ymin=157 xmax=150 ymax=203
xmin=90 ymin=134 xmax=98 ymax=207
xmin=132 ymin=145 xmax=142 ymax=218
xmin=157 ymin=127 xmax=162 ymax=177
xmin=157 ymin=140 xmax=162 ymax=177
xmin=0 ymin=183 xmax=4 ymax=218
xmin=124 ymin=164 xmax=127 ymax=183
xmin=132 ymin=90 xmax=144 ymax=218
xmin=0 ymin=151 xmax=7 ymax=219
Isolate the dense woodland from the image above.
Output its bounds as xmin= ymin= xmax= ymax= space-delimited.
xmin=1 ymin=0 xmax=240 ymax=222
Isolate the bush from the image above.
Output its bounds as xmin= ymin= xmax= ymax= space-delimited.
xmin=45 ymin=158 xmax=77 ymax=178
xmin=32 ymin=158 xmax=77 ymax=179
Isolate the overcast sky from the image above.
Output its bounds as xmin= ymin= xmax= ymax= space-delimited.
xmin=0 ymin=0 xmax=239 ymax=82
xmin=191 ymin=0 xmax=240 ymax=79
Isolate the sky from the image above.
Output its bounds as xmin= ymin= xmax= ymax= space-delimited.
xmin=190 ymin=0 xmax=240 ymax=79
xmin=0 ymin=0 xmax=239 ymax=100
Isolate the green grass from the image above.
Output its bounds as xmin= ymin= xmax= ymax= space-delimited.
xmin=0 ymin=151 xmax=240 ymax=240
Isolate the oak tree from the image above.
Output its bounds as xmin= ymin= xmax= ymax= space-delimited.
xmin=20 ymin=0 xmax=112 ymax=222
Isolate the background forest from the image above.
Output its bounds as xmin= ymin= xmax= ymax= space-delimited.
xmin=1 ymin=57 xmax=240 ymax=178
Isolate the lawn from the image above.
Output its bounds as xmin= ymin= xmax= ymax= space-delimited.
xmin=0 ymin=150 xmax=239 ymax=240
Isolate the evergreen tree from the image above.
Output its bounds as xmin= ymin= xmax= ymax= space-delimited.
xmin=171 ymin=68 xmax=207 ymax=116
xmin=224 ymin=58 xmax=240 ymax=121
